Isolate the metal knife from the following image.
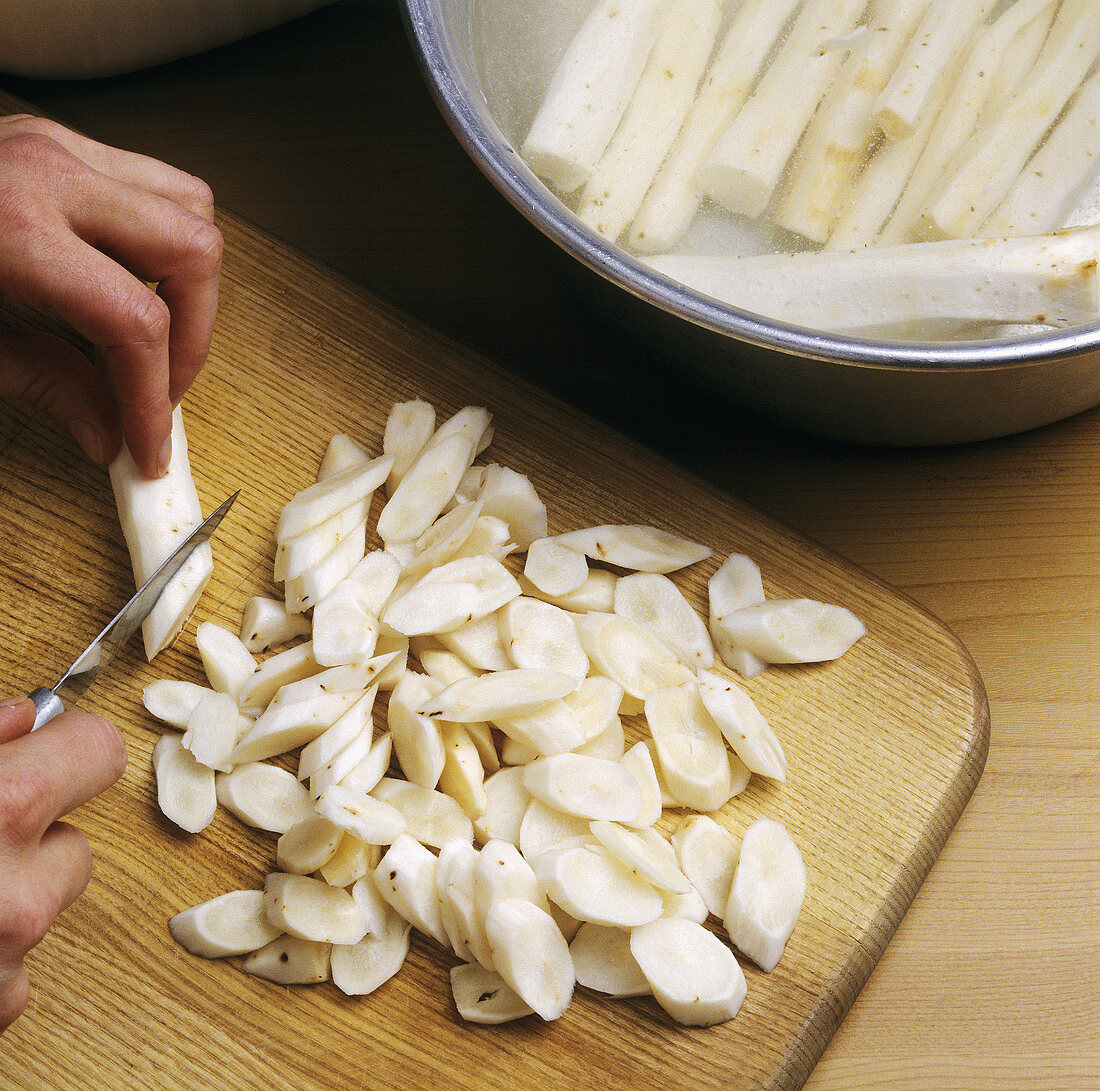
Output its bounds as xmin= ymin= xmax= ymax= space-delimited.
xmin=28 ymin=490 xmax=240 ymax=730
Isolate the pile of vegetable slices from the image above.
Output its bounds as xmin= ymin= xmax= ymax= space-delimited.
xmin=141 ymin=399 xmax=864 ymax=1027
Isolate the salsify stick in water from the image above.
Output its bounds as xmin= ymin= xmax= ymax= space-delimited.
xmin=646 ymin=226 xmax=1100 ymax=336
xmin=626 ymin=0 xmax=804 ymax=254
xmin=775 ymin=0 xmax=932 ymax=244
xmin=924 ymin=0 xmax=1100 ymax=240
xmin=576 ymin=0 xmax=721 ymax=244
xmin=698 ymin=0 xmax=867 ymax=221
xmin=981 ymin=73 xmax=1100 ymax=239
xmin=519 ymin=0 xmax=667 ymax=195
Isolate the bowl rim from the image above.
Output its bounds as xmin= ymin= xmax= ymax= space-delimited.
xmin=400 ymin=0 xmax=1100 ymax=373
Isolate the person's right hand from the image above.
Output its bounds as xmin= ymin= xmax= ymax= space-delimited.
xmin=0 ymin=697 xmax=126 ymax=1033
xmin=0 ymin=113 xmax=222 ymax=478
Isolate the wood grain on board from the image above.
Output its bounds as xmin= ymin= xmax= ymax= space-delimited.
xmin=0 ymin=209 xmax=987 ymax=1090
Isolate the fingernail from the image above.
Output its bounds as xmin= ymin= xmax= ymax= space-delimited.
xmin=71 ymin=421 xmax=106 ymax=465
xmin=156 ymin=434 xmax=173 ymax=477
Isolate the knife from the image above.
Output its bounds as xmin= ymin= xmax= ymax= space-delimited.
xmin=28 ymin=491 xmax=240 ymax=730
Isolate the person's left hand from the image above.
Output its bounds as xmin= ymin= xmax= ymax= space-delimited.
xmin=0 ymin=113 xmax=223 ymax=478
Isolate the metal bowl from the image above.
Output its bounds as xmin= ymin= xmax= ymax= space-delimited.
xmin=399 ymin=0 xmax=1100 ymax=445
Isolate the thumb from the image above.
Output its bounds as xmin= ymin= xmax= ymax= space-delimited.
xmin=0 ymin=329 xmax=120 ymax=466
xmin=0 ymin=698 xmax=35 ymax=745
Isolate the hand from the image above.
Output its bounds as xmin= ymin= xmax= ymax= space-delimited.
xmin=0 ymin=697 xmax=126 ymax=1033
xmin=0 ymin=114 xmax=223 ymax=478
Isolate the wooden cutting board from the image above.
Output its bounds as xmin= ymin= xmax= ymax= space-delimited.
xmin=0 ymin=210 xmax=988 ymax=1091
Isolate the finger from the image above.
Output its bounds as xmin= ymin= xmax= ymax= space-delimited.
xmin=0 ymin=700 xmax=34 ymax=747
xmin=34 ymin=821 xmax=94 ymax=917
xmin=0 ymin=114 xmax=216 ymax=221
xmin=0 ymin=330 xmax=121 ymax=465
xmin=0 ymin=712 xmax=126 ymax=843
xmin=0 ymin=963 xmax=29 ymax=1032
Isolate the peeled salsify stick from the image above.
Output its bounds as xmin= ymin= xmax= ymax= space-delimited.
xmin=519 ymin=0 xmax=667 ymax=194
xmin=924 ymin=0 xmax=1100 ymax=241
xmin=877 ymin=0 xmax=1061 ymax=246
xmin=644 ymin=226 xmax=1100 ymax=335
xmin=978 ymin=0 xmax=1057 ymax=128
xmin=826 ymin=53 xmax=960 ymax=251
xmin=981 ymin=73 xmax=1100 ymax=239
xmin=575 ymin=0 xmax=722 ymax=244
xmin=697 ymin=0 xmax=868 ymax=221
xmin=775 ymin=0 xmax=932 ymax=244
xmin=626 ymin=0 xmax=805 ymax=254
xmin=873 ymin=0 xmax=993 ymax=140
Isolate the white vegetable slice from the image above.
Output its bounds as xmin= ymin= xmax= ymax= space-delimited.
xmin=588 ymin=821 xmax=690 ymax=894
xmin=275 ymin=499 xmax=370 ymax=583
xmin=195 ymin=620 xmax=257 ymax=699
xmin=345 ymin=549 xmax=403 ymax=614
xmin=517 ymin=800 xmax=592 ymax=863
xmin=399 ymin=500 xmax=484 ymax=582
xmin=451 ymin=515 xmax=516 ymax=564
xmin=613 ymin=572 xmax=713 ymax=670
xmin=242 ymin=935 xmax=331 ymax=985
xmin=108 ymin=405 xmax=213 ymax=659
xmin=262 ymin=872 xmax=369 ymax=946
xmin=573 ymin=713 xmax=625 ymax=761
xmin=310 ymin=580 xmax=379 ymax=667
xmin=671 ymin=813 xmax=741 ymax=918
xmin=520 ymin=0 xmax=665 ymax=193
xmin=450 ymin=962 xmax=534 ymax=1024
xmin=709 ymin=553 xmax=768 ymax=678
xmin=169 ymin=890 xmax=282 ymax=959
xmin=317 ymin=431 xmax=368 ymax=481
xmin=275 ymin=454 xmax=392 ymax=541
xmin=660 ymin=884 xmax=710 ymax=924
xmin=724 ymin=817 xmax=807 ymax=972
xmin=534 ymin=842 xmax=663 ymax=928
xmin=522 ymin=753 xmax=643 ymax=823
xmin=320 ymin=834 xmax=382 ymax=888
xmin=437 ymin=611 xmax=513 ymax=672
xmin=382 ymin=398 xmax=436 ymax=494
xmin=696 ymin=668 xmax=787 ymax=782
xmin=182 ymin=690 xmax=247 ymax=772
xmin=216 ymin=762 xmax=314 ymax=834
xmin=569 ymin=923 xmax=650 ymax=998
xmin=473 ymin=839 xmax=546 ymax=919
xmin=330 ymin=908 xmax=410 ymax=997
xmin=698 ymin=0 xmax=868 ymax=219
xmin=152 ymin=734 xmax=216 ymax=833
xmin=484 ymin=898 xmax=574 ymax=1021
xmin=551 ymin=525 xmax=710 ymax=574
xmin=387 ymin=671 xmax=446 ymax=789
xmin=376 ymin=432 xmax=481 ymax=545
xmin=645 ymin=682 xmax=732 ymax=813
xmin=523 ymin=537 xmax=588 ymax=597
xmin=718 ymin=598 xmax=866 ymax=664
xmin=283 ymin=519 xmax=368 ymax=613
xmin=373 ymin=833 xmax=449 ymax=947
xmin=276 ymin=814 xmax=343 ymax=875
xmin=575 ymin=612 xmax=692 ymax=699
xmin=381 ymin=580 xmax=481 ymax=637
xmin=418 ymin=669 xmax=581 ymax=723
xmin=237 ymin=641 xmax=320 ymax=711
xmin=438 ymin=721 xmax=488 ymax=819
xmin=576 ymin=0 xmax=722 ymax=244
xmin=297 ymin=686 xmax=377 ymax=784
xmin=473 ymin=464 xmax=548 ymax=551
xmin=316 ymin=785 xmax=407 ymax=845
xmin=629 ymin=917 xmax=746 ymax=1026
xmin=619 ymin=741 xmax=663 ymax=828
xmin=142 ymin=678 xmax=214 ymax=729
xmin=519 ymin=567 xmax=618 ymax=614
xmin=371 ymin=777 xmax=473 ymax=849
xmin=474 ymin=767 xmax=531 ymax=846
xmin=563 ymin=675 xmax=623 ymax=742
xmin=627 ymin=0 xmax=804 ymax=253
xmin=436 ymin=838 xmax=495 ymax=968
xmin=330 ymin=731 xmax=392 ymax=798
xmin=229 ymin=690 xmax=363 ymax=765
xmin=499 ymin=596 xmax=588 ymax=677
xmin=495 ymin=698 xmax=588 ymax=757
xmin=238 ymin=593 xmax=312 ymax=651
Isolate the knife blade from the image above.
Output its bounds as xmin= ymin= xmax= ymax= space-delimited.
xmin=28 ymin=490 xmax=239 ymax=730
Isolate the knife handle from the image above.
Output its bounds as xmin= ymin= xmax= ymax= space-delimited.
xmin=29 ymin=688 xmax=63 ymax=731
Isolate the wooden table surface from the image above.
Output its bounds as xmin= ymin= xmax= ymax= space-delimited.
xmin=1 ymin=2 xmax=1096 ymax=1087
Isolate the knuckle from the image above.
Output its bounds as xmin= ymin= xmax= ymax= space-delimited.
xmin=0 ymin=885 xmax=55 ymax=953
xmin=180 ymin=216 xmax=223 ymax=278
xmin=81 ymin=716 xmax=127 ymax=783
xmin=180 ymin=174 xmax=215 ymax=220
xmin=119 ymin=289 xmax=171 ymax=346
xmin=0 ymin=769 xmax=46 ymax=845
xmin=0 ymin=969 xmax=30 ymax=1031
xmin=0 ymin=128 xmax=68 ymax=177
